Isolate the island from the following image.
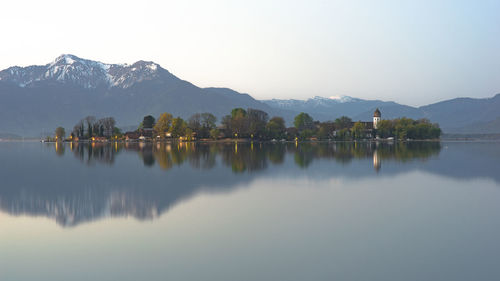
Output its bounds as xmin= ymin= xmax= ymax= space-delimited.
xmin=48 ymin=108 xmax=441 ymax=143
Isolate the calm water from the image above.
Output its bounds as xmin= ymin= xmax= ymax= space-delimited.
xmin=1 ymin=141 xmax=500 ymax=281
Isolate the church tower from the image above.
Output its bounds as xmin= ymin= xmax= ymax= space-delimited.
xmin=373 ymin=108 xmax=381 ymax=129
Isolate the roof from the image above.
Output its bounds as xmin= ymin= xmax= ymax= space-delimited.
xmin=125 ymin=131 xmax=141 ymax=139
xmin=373 ymin=108 xmax=381 ymax=117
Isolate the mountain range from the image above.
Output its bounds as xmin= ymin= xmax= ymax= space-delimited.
xmin=0 ymin=54 xmax=498 ymax=137
xmin=263 ymin=94 xmax=500 ymax=133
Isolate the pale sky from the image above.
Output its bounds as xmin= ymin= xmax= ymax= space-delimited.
xmin=1 ymin=0 xmax=499 ymax=106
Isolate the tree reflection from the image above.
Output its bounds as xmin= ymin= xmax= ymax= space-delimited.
xmin=61 ymin=141 xmax=441 ymax=172
xmin=70 ymin=142 xmax=121 ymax=165
xmin=54 ymin=141 xmax=65 ymax=156
xmin=0 ymin=141 xmax=448 ymax=227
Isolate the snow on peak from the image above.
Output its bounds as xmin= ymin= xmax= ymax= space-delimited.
xmin=329 ymin=95 xmax=342 ymax=100
xmin=328 ymin=95 xmax=353 ymax=102
xmin=308 ymin=95 xmax=354 ymax=104
xmin=312 ymin=96 xmax=330 ymax=100
xmin=0 ymin=55 xmax=166 ymax=89
xmin=147 ymin=63 xmax=158 ymax=71
xmin=51 ymin=54 xmax=80 ymax=66
xmin=131 ymin=61 xmax=159 ymax=72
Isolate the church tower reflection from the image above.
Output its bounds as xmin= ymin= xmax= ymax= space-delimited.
xmin=373 ymin=149 xmax=381 ymax=172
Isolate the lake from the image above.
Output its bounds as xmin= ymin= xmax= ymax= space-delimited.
xmin=1 ymin=141 xmax=500 ymax=281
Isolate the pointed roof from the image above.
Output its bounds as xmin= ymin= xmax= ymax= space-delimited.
xmin=373 ymin=108 xmax=381 ymax=117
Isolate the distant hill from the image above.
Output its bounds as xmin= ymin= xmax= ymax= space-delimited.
xmin=0 ymin=132 xmax=22 ymax=140
xmin=0 ymin=54 xmax=498 ymax=136
xmin=263 ymin=96 xmax=427 ymax=123
xmin=264 ymin=96 xmax=408 ymax=119
xmin=420 ymin=94 xmax=500 ymax=132
xmin=447 ymin=117 xmax=500 ymax=134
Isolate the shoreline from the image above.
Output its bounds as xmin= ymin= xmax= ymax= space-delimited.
xmin=6 ymin=135 xmax=500 ymax=143
xmin=38 ymin=138 xmax=442 ymax=144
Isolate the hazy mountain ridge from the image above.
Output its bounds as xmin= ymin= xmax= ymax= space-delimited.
xmin=264 ymin=94 xmax=500 ymax=133
xmin=419 ymin=94 xmax=500 ymax=131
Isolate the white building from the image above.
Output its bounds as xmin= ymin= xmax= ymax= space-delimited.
xmin=373 ymin=108 xmax=381 ymax=129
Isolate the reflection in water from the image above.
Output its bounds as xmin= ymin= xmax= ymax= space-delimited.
xmin=62 ymin=141 xmax=441 ymax=172
xmin=3 ymin=141 xmax=500 ymax=227
xmin=55 ymin=141 xmax=121 ymax=165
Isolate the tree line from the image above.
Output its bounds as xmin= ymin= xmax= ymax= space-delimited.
xmin=53 ymin=108 xmax=440 ymax=141
xmin=71 ymin=116 xmax=120 ymax=140
xmin=376 ymin=118 xmax=441 ymax=140
xmin=134 ymin=109 xmax=440 ymax=141
xmin=139 ymin=108 xmax=291 ymax=140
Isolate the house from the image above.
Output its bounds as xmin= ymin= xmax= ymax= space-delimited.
xmin=92 ymin=136 xmax=108 ymax=142
xmin=125 ymin=131 xmax=141 ymax=141
xmin=141 ymin=128 xmax=154 ymax=138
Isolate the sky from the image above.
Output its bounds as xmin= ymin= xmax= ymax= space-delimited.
xmin=0 ymin=0 xmax=499 ymax=106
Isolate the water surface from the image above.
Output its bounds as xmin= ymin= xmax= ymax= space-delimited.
xmin=1 ymin=141 xmax=499 ymax=281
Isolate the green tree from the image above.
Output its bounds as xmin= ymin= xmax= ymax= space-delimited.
xmin=231 ymin=108 xmax=247 ymax=119
xmin=201 ymin=113 xmax=217 ymax=129
xmin=376 ymin=120 xmax=393 ymax=138
xmin=221 ymin=115 xmax=232 ymax=137
xmin=317 ymin=121 xmax=335 ymax=139
xmin=188 ymin=113 xmax=202 ymax=133
xmin=113 ymin=127 xmax=123 ymax=138
xmin=299 ymin=129 xmax=314 ymax=140
xmin=335 ymin=116 xmax=352 ymax=130
xmin=294 ymin=112 xmax=314 ymax=131
xmin=394 ymin=117 xmax=414 ymax=140
xmin=142 ymin=115 xmax=156 ymax=129
xmin=154 ymin=112 xmax=173 ymax=137
xmin=185 ymin=127 xmax=194 ymax=141
xmin=266 ymin=116 xmax=286 ymax=139
xmin=430 ymin=125 xmax=441 ymax=139
xmin=247 ymin=108 xmax=269 ymax=138
xmin=170 ymin=117 xmax=186 ymax=137
xmin=351 ymin=122 xmax=366 ymax=139
xmin=200 ymin=113 xmax=217 ymax=138
xmin=231 ymin=108 xmax=248 ymax=136
xmin=336 ymin=128 xmax=351 ymax=140
xmin=210 ymin=128 xmax=220 ymax=140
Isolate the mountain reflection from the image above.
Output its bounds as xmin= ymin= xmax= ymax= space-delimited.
xmin=3 ymin=141 xmax=499 ymax=228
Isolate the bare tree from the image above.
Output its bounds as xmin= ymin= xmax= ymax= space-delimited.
xmin=84 ymin=116 xmax=96 ymax=137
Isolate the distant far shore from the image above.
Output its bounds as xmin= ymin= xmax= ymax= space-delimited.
xmin=441 ymin=133 xmax=500 ymax=141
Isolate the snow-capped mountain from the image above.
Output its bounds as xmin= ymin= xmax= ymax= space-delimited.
xmin=0 ymin=54 xmax=163 ymax=89
xmin=0 ymin=54 xmax=288 ymax=136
